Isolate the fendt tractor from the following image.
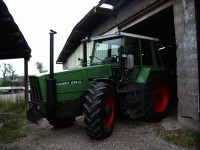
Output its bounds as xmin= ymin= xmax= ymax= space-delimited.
xmin=27 ymin=30 xmax=174 ymax=139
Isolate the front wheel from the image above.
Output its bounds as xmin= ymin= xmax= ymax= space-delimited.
xmin=83 ymin=82 xmax=115 ymax=139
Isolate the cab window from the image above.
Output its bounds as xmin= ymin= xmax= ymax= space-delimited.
xmin=140 ymin=40 xmax=153 ymax=66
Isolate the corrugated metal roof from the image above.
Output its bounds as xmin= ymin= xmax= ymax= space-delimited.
xmin=0 ymin=0 xmax=31 ymax=60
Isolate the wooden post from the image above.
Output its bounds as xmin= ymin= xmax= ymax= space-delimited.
xmin=24 ymin=58 xmax=29 ymax=107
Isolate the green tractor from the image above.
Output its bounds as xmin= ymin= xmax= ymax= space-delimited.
xmin=27 ymin=31 xmax=174 ymax=139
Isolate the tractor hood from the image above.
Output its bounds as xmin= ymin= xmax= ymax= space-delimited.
xmin=30 ymin=64 xmax=117 ymax=103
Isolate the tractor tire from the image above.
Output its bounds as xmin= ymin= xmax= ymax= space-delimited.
xmin=83 ymin=82 xmax=115 ymax=139
xmin=48 ymin=117 xmax=75 ymax=128
xmin=144 ymin=74 xmax=170 ymax=122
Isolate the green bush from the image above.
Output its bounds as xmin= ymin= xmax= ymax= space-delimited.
xmin=0 ymin=95 xmax=28 ymax=143
xmin=0 ymin=117 xmax=28 ymax=143
xmin=0 ymin=95 xmax=26 ymax=113
xmin=15 ymin=94 xmax=26 ymax=110
xmin=0 ymin=100 xmax=16 ymax=113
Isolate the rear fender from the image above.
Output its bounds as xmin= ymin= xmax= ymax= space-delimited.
xmin=135 ymin=68 xmax=151 ymax=83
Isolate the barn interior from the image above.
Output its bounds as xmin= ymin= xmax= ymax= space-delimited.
xmin=123 ymin=6 xmax=178 ymax=111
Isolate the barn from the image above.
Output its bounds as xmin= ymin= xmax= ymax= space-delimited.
xmin=57 ymin=0 xmax=200 ymax=131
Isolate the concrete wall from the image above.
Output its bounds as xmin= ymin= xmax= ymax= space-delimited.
xmin=174 ymin=0 xmax=200 ymax=130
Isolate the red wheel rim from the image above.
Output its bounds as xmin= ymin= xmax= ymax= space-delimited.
xmin=152 ymin=83 xmax=169 ymax=113
xmin=103 ymin=95 xmax=114 ymax=129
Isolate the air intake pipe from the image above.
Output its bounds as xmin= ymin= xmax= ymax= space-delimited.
xmin=81 ymin=37 xmax=89 ymax=67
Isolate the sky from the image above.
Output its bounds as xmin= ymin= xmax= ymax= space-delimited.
xmin=0 ymin=0 xmax=100 ymax=76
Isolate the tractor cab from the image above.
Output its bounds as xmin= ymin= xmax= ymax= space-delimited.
xmin=89 ymin=32 xmax=162 ymax=83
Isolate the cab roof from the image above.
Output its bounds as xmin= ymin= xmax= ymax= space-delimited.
xmin=91 ymin=32 xmax=159 ymax=41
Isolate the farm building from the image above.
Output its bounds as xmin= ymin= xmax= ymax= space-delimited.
xmin=57 ymin=0 xmax=200 ymax=131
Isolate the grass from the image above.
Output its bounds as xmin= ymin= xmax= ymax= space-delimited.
xmin=0 ymin=95 xmax=30 ymax=143
xmin=154 ymin=126 xmax=200 ymax=149
xmin=0 ymin=118 xmax=28 ymax=143
xmin=0 ymin=94 xmax=26 ymax=113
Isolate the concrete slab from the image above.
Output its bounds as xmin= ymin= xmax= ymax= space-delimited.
xmin=160 ymin=115 xmax=182 ymax=131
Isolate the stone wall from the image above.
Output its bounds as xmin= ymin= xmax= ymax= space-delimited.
xmin=173 ymin=0 xmax=200 ymax=130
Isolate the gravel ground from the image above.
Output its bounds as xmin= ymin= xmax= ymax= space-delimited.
xmin=0 ymin=116 xmax=189 ymax=150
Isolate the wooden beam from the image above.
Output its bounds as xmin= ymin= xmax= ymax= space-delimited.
xmin=24 ymin=58 xmax=29 ymax=106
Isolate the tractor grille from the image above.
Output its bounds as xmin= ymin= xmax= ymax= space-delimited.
xmin=29 ymin=76 xmax=43 ymax=101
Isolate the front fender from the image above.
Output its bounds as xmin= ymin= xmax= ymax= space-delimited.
xmin=95 ymin=78 xmax=114 ymax=85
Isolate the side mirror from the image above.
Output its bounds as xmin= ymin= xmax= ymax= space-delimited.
xmin=78 ymin=58 xmax=82 ymax=61
xmin=125 ymin=54 xmax=134 ymax=69
xmin=78 ymin=58 xmax=84 ymax=67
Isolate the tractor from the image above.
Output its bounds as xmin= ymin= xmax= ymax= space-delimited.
xmin=27 ymin=31 xmax=174 ymax=139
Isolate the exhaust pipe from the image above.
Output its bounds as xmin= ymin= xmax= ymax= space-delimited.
xmin=49 ymin=29 xmax=57 ymax=78
xmin=47 ymin=30 xmax=57 ymax=112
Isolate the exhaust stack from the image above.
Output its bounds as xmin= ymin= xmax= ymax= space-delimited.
xmin=49 ymin=29 xmax=57 ymax=78
xmin=47 ymin=30 xmax=57 ymax=112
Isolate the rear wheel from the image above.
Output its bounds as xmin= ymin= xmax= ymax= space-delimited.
xmin=145 ymin=75 xmax=170 ymax=122
xmin=83 ymin=82 xmax=115 ymax=139
xmin=48 ymin=117 xmax=75 ymax=128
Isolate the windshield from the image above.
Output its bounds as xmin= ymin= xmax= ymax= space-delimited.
xmin=91 ymin=38 xmax=122 ymax=64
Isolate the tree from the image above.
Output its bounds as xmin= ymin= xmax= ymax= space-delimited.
xmin=0 ymin=63 xmax=20 ymax=86
xmin=35 ymin=62 xmax=48 ymax=73
xmin=0 ymin=63 xmax=15 ymax=81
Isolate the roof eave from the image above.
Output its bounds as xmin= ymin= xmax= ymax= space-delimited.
xmin=56 ymin=6 xmax=113 ymax=64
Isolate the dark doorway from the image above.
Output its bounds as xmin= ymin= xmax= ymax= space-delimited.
xmin=195 ymin=0 xmax=200 ymax=121
xmin=122 ymin=6 xmax=177 ymax=112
